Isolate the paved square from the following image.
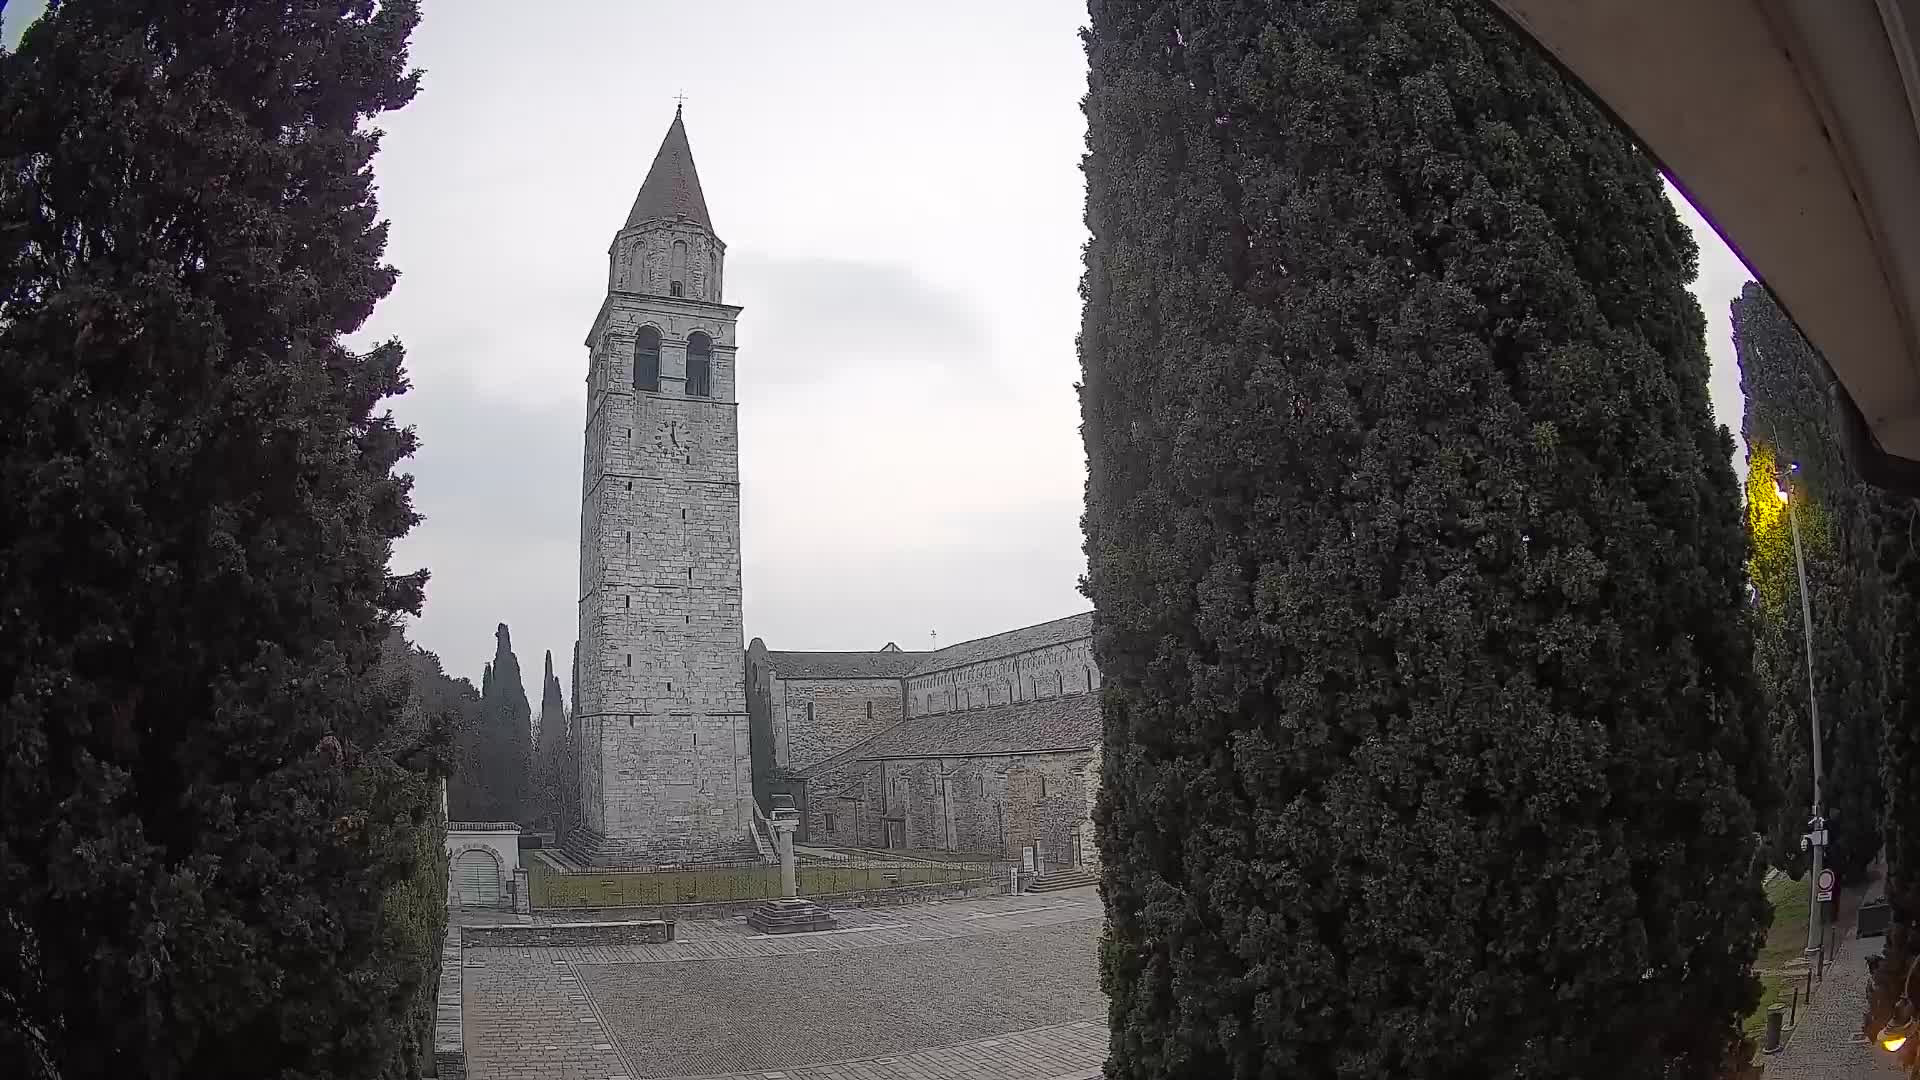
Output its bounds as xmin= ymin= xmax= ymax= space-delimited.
xmin=581 ymin=921 xmax=1102 ymax=1077
xmin=462 ymin=889 xmax=1110 ymax=1080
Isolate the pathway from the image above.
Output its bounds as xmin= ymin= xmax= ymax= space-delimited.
xmin=1761 ymin=927 xmax=1901 ymax=1078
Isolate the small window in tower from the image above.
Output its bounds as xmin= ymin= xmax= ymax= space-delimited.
xmin=866 ymin=701 xmax=874 ymax=720
xmin=686 ymin=332 xmax=712 ymax=397
xmin=670 ymin=280 xmax=684 ymax=297
xmin=634 ymin=325 xmax=661 ymax=392
xmin=624 ymin=595 xmax=630 ymax=609
xmin=1040 ymin=776 xmax=1050 ymax=799
xmin=805 ymin=702 xmax=815 ymax=725
xmin=625 ymin=653 xmax=632 ymax=668
xmin=670 ymin=240 xmax=688 ymax=296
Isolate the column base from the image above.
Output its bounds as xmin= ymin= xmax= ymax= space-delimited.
xmin=745 ymin=897 xmax=837 ymax=934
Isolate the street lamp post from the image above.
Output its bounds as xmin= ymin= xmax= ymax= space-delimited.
xmin=1776 ymin=467 xmax=1827 ymax=964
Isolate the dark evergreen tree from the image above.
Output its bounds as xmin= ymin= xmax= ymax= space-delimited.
xmin=1871 ymin=516 xmax=1920 ymax=1063
xmin=369 ymin=631 xmax=456 ymax=1080
xmin=474 ymin=623 xmax=532 ymax=824
xmin=532 ymin=649 xmax=568 ymax=831
xmin=447 ymin=658 xmax=493 ymax=819
xmin=428 ymin=643 xmax=485 ymax=822
xmin=562 ymin=640 xmax=581 ymax=841
xmin=1079 ymin=2 xmax=1769 ymax=1076
xmin=1733 ymin=283 xmax=1887 ymax=885
xmin=0 ymin=1 xmax=428 ymax=1077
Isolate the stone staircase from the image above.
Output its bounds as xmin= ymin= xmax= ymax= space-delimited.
xmin=1026 ymin=866 xmax=1099 ymax=893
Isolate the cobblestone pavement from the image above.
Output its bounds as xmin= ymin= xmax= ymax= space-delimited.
xmin=583 ymin=921 xmax=1103 ymax=1077
xmin=1761 ymin=929 xmax=1901 ymax=1079
xmin=463 ymin=954 xmax=628 ymax=1080
xmin=678 ymin=1019 xmax=1108 ymax=1080
xmin=463 ymin=888 xmax=1108 ymax=1080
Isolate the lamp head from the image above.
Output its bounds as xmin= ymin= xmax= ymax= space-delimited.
xmin=1880 ymin=998 xmax=1917 ymax=1054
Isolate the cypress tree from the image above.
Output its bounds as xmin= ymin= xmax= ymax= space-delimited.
xmin=533 ymin=649 xmax=568 ymax=831
xmin=1079 ymin=2 xmax=1769 ymax=1076
xmin=1733 ymin=283 xmax=1885 ymax=884
xmin=477 ymin=623 xmax=532 ymax=824
xmin=563 ymin=641 xmax=582 ymax=841
xmin=0 ymin=1 xmax=428 ymax=1077
xmin=1872 ymin=518 xmax=1920 ymax=1052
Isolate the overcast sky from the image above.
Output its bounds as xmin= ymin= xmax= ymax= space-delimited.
xmin=6 ymin=1 xmax=1753 ymax=706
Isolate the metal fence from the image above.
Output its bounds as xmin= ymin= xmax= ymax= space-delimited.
xmin=527 ymin=847 xmax=1002 ymax=909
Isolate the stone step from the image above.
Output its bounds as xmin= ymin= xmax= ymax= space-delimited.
xmin=745 ymin=897 xmax=838 ymax=934
xmin=1027 ymin=868 xmax=1099 ymax=893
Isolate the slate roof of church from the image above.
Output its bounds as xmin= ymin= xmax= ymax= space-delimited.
xmin=764 ymin=650 xmax=927 ymax=680
xmin=625 ymin=107 xmax=712 ymax=231
xmin=907 ymin=612 xmax=1093 ymax=677
xmin=841 ymin=692 xmax=1101 ymax=762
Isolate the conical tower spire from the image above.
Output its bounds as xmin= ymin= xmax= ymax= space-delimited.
xmin=625 ymin=108 xmax=712 ymax=231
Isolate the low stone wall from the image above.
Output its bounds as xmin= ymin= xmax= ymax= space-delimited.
xmin=460 ymin=919 xmax=677 ymax=948
xmin=540 ymin=875 xmax=1002 ymax=922
xmin=433 ymin=931 xmax=464 ymax=1080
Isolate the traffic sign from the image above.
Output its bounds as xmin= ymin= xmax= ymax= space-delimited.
xmin=1816 ymin=868 xmax=1836 ymax=902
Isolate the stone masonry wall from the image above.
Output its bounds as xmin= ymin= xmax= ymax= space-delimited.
xmin=772 ymin=675 xmax=905 ymax=773
xmin=906 ymin=638 xmax=1100 ymax=718
xmin=829 ymin=750 xmax=1095 ymax=865
xmin=575 ymin=215 xmax=750 ymax=860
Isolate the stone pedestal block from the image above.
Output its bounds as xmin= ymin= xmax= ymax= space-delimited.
xmin=510 ymin=867 xmax=531 ymax=913
xmin=745 ymin=896 xmax=837 ymax=934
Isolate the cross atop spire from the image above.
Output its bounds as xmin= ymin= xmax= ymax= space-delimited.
xmin=624 ymin=109 xmax=712 ymax=232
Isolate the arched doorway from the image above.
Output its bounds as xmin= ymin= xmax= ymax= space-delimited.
xmin=453 ymin=848 xmax=502 ymax=908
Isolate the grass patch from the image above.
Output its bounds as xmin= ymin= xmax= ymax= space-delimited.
xmin=1743 ymin=968 xmax=1799 ymax=1038
xmin=529 ymin=859 xmax=988 ymax=908
xmin=1739 ymin=872 xmax=1815 ymax=1041
xmin=1759 ymin=872 xmax=1813 ymax=970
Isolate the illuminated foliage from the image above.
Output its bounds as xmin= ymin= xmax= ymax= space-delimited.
xmin=1734 ymin=286 xmax=1884 ymax=884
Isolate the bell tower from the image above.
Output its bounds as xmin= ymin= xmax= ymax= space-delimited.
xmin=574 ymin=107 xmax=751 ymax=863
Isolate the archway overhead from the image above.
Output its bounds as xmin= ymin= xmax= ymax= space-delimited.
xmin=1489 ymin=0 xmax=1920 ymax=493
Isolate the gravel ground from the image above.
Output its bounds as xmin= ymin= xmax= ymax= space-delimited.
xmin=579 ymin=919 xmax=1104 ymax=1078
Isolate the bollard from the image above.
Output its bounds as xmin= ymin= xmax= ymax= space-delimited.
xmin=1763 ymin=1003 xmax=1786 ymax=1054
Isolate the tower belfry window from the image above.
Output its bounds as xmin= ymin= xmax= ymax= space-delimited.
xmin=686 ymin=332 xmax=712 ymax=397
xmin=670 ymin=240 xmax=688 ymax=297
xmin=635 ymin=326 xmax=661 ymax=392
